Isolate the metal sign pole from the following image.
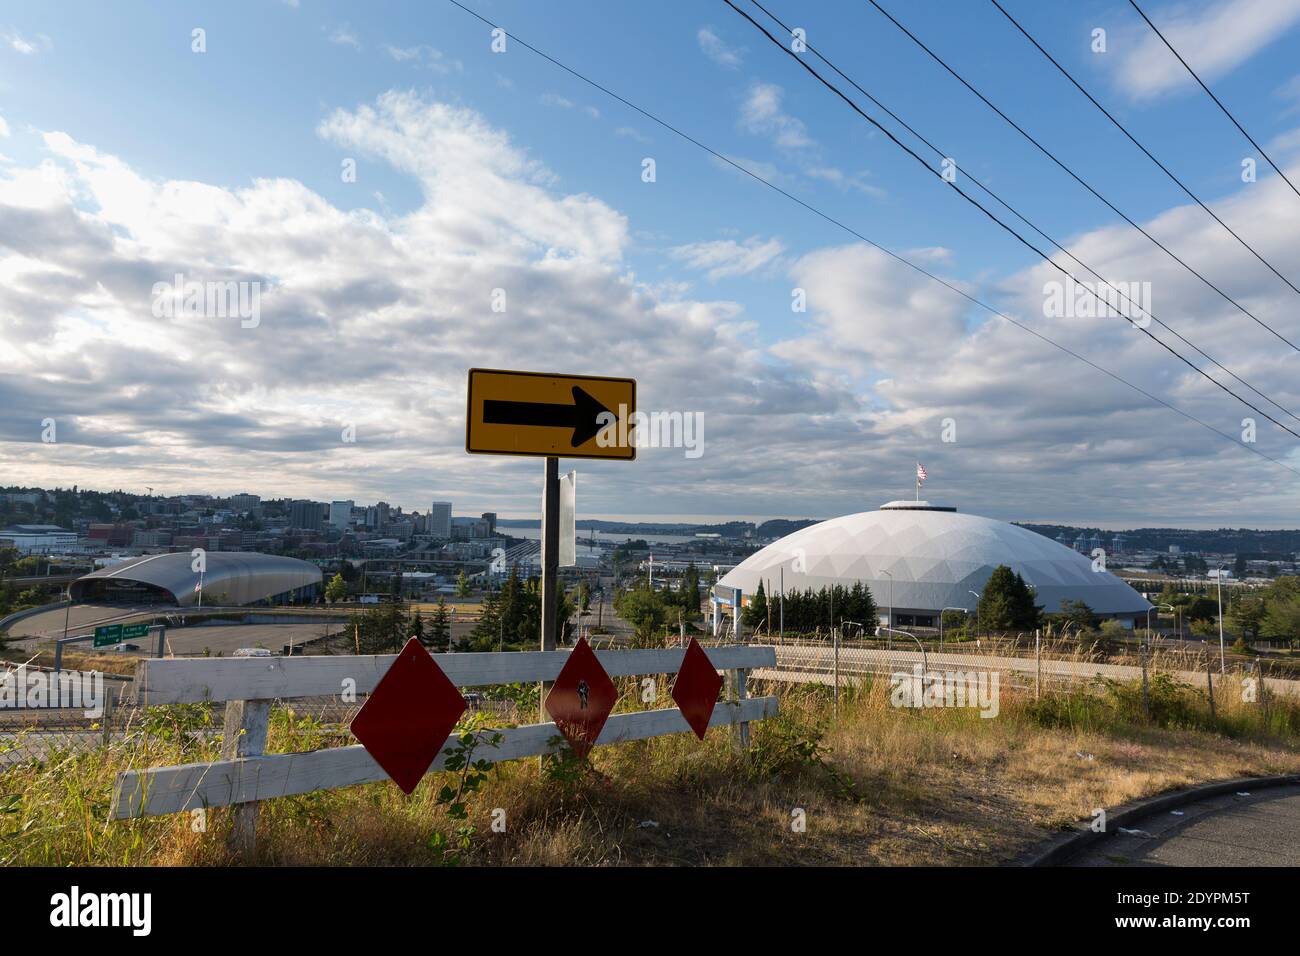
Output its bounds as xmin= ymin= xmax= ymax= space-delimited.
xmin=539 ymin=455 xmax=560 ymax=721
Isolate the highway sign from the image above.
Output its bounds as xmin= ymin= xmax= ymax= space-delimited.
xmin=93 ymin=624 xmax=123 ymax=648
xmin=465 ymin=368 xmax=636 ymax=460
xmin=350 ymin=638 xmax=467 ymax=795
xmin=121 ymin=623 xmax=150 ymax=640
xmin=671 ymin=638 xmax=723 ymax=740
xmin=544 ymin=637 xmax=616 ymax=759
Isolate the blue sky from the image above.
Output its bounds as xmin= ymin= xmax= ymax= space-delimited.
xmin=3 ymin=0 xmax=1300 ymax=527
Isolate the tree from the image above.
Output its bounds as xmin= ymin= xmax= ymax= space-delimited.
xmin=1229 ymin=594 xmax=1266 ymax=641
xmin=615 ymin=585 xmax=669 ymax=639
xmin=324 ymin=572 xmax=348 ymax=603
xmin=408 ymin=609 xmax=425 ymax=644
xmin=352 ymin=602 xmax=409 ymax=654
xmin=977 ymin=566 xmax=1042 ymax=631
xmin=682 ymin=562 xmax=701 ymax=616
xmin=428 ymin=597 xmax=451 ymax=652
xmin=1262 ymin=592 xmax=1300 ymax=644
xmin=456 ymin=568 xmax=471 ymax=598
xmin=742 ymin=579 xmax=768 ymax=629
xmin=1185 ymin=596 xmax=1219 ymax=623
xmin=1054 ymin=599 xmax=1097 ymax=632
xmin=1234 ymin=553 xmax=1249 ymax=578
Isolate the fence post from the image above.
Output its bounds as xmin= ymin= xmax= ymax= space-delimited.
xmin=222 ymin=699 xmax=270 ymax=857
xmin=726 ymin=667 xmax=750 ymax=750
xmin=101 ymin=685 xmax=114 ymax=747
xmin=1034 ymin=630 xmax=1041 ymax=701
xmin=833 ymin=627 xmax=840 ymax=718
xmin=1204 ymin=655 xmax=1216 ymax=722
xmin=1140 ymin=633 xmax=1150 ymax=721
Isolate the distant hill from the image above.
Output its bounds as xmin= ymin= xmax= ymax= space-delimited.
xmin=1018 ymin=524 xmax=1300 ymax=557
xmin=496 ymin=517 xmax=821 ymax=539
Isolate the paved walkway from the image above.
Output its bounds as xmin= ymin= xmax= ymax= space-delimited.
xmin=1069 ymin=784 xmax=1300 ymax=866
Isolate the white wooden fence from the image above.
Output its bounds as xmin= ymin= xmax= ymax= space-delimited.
xmin=111 ymin=645 xmax=778 ymax=847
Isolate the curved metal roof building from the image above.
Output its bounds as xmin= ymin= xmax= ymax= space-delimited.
xmin=716 ymin=501 xmax=1150 ymax=625
xmin=70 ymin=552 xmax=322 ymax=607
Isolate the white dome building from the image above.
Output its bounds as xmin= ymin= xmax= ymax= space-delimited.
xmin=712 ymin=501 xmax=1149 ymax=632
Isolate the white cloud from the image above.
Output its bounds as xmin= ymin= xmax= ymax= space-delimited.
xmin=3 ymin=91 xmax=1300 ymax=524
xmin=385 ymin=44 xmax=461 ymax=73
xmin=670 ymin=236 xmax=786 ymax=279
xmin=538 ymin=93 xmax=599 ymax=119
xmin=0 ymin=114 xmax=9 ymax=138
xmin=698 ymin=26 xmax=742 ymax=68
xmin=3 ymin=30 xmax=48 ymax=55
xmin=1113 ymin=0 xmax=1300 ymax=99
xmin=327 ymin=25 xmax=361 ymax=49
xmin=739 ymin=81 xmax=812 ymax=149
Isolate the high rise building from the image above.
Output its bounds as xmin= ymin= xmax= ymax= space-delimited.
xmin=289 ymin=499 xmax=324 ymax=532
xmin=329 ymin=500 xmax=354 ymax=530
xmin=229 ymin=493 xmax=261 ymax=513
xmin=429 ymin=501 xmax=452 ymax=539
xmin=481 ymin=512 xmax=497 ymax=536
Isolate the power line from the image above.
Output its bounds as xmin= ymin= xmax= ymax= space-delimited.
xmin=726 ymin=0 xmax=1300 ymax=442
xmin=1127 ymin=0 xmax=1300 ymax=205
xmin=740 ymin=0 xmax=1300 ymax=429
xmin=439 ymin=0 xmax=1300 ymax=479
xmin=989 ymin=0 xmax=1300 ymax=306
xmin=860 ymin=0 xmax=1300 ymax=354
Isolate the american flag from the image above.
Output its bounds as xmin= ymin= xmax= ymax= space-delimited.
xmin=916 ymin=463 xmax=928 ymax=483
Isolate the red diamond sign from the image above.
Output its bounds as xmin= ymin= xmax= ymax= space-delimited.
xmin=671 ymin=638 xmax=723 ymax=740
xmin=350 ymin=637 xmax=467 ymax=795
xmin=545 ymin=636 xmax=616 ymax=760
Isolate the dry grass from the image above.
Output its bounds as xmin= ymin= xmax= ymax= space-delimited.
xmin=2 ymin=673 xmax=1298 ymax=867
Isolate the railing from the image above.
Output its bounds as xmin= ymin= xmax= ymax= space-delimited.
xmin=110 ymin=644 xmax=778 ymax=852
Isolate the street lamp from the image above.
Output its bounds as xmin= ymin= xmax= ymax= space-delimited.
xmin=1146 ymin=602 xmax=1174 ymax=643
xmin=1215 ymin=566 xmax=1226 ymax=673
xmin=968 ymin=590 xmax=981 ymax=638
xmin=881 ymin=569 xmax=894 ymax=634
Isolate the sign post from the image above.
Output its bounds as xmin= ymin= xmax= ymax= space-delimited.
xmin=540 ymin=455 xmax=560 ymax=721
xmin=466 ymin=368 xmax=636 ymax=724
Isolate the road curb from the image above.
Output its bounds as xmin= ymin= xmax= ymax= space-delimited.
xmin=1010 ymin=773 xmax=1300 ymax=867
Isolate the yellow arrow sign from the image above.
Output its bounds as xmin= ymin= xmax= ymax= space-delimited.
xmin=465 ymin=368 xmax=636 ymax=460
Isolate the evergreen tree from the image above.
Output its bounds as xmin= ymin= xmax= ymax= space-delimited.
xmin=408 ymin=609 xmax=425 ymax=644
xmin=977 ymin=566 xmax=1042 ymax=631
xmin=428 ymin=596 xmax=451 ymax=652
xmin=456 ymin=568 xmax=471 ymax=598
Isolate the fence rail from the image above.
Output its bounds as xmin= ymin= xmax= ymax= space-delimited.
xmin=110 ymin=643 xmax=777 ymax=849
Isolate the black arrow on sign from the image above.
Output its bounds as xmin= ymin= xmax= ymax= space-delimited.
xmin=483 ymin=386 xmax=615 ymax=448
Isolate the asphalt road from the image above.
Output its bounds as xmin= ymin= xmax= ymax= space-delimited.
xmin=7 ymin=603 xmax=152 ymax=641
xmin=1069 ymin=785 xmax=1300 ymax=866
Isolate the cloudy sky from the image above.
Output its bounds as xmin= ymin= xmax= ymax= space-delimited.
xmin=2 ymin=0 xmax=1300 ymax=528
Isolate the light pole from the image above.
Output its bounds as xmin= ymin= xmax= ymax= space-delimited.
xmin=1215 ymin=566 xmax=1226 ymax=673
xmin=968 ymin=590 xmax=981 ymax=639
xmin=1147 ymin=602 xmax=1174 ymax=642
xmin=882 ymin=569 xmax=893 ymax=633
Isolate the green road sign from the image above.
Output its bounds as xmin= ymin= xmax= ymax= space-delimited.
xmin=93 ymin=624 xmax=123 ymax=647
xmin=121 ymin=623 xmax=150 ymax=640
